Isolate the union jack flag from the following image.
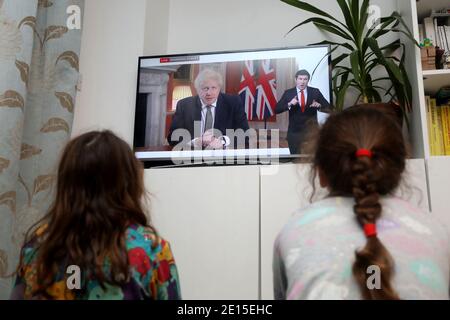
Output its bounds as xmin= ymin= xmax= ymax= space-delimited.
xmin=238 ymin=60 xmax=257 ymax=120
xmin=255 ymin=59 xmax=277 ymax=120
xmin=238 ymin=60 xmax=277 ymax=121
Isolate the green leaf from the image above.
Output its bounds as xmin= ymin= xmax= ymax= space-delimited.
xmin=332 ymin=53 xmax=350 ymax=68
xmin=311 ymin=46 xmax=340 ymax=79
xmin=339 ymin=71 xmax=350 ymax=89
xmin=399 ymin=62 xmax=413 ymax=112
xmin=385 ymin=84 xmax=395 ymax=98
xmin=365 ymin=59 xmax=380 ymax=74
xmin=349 ymin=50 xmax=361 ymax=84
xmin=390 ymin=28 xmax=420 ymax=47
xmin=351 ymin=0 xmax=360 ymax=23
xmin=392 ymin=11 xmax=418 ymax=45
xmin=281 ymin=0 xmax=348 ymax=29
xmin=313 ymin=21 xmax=353 ymax=41
xmin=366 ymin=87 xmax=382 ymax=103
xmin=384 ymin=59 xmax=405 ymax=85
xmin=359 ymin=0 xmax=370 ymax=33
xmin=309 ymin=40 xmax=354 ymax=51
xmin=366 ymin=37 xmax=383 ymax=58
xmin=385 ymin=56 xmax=401 ymax=63
xmin=364 ymin=39 xmax=401 ymax=63
xmin=336 ymin=0 xmax=357 ymax=40
xmin=367 ymin=37 xmax=405 ymax=85
xmin=287 ymin=17 xmax=351 ymax=40
xmin=336 ymin=79 xmax=353 ymax=111
xmin=367 ymin=15 xmax=396 ymax=38
xmin=371 ymin=77 xmax=392 ymax=82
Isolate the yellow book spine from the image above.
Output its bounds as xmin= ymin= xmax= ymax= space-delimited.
xmin=444 ymin=106 xmax=450 ymax=156
xmin=430 ymin=99 xmax=438 ymax=155
xmin=425 ymin=96 xmax=434 ymax=155
xmin=441 ymin=106 xmax=448 ymax=155
xmin=436 ymin=104 xmax=445 ymax=155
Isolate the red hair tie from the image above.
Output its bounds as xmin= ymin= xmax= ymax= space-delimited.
xmin=355 ymin=148 xmax=372 ymax=158
xmin=364 ymin=223 xmax=377 ymax=237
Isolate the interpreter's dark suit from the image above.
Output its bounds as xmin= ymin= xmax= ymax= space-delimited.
xmin=167 ymin=93 xmax=249 ymax=147
xmin=275 ymin=86 xmax=330 ymax=154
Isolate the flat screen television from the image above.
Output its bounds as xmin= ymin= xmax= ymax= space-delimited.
xmin=133 ymin=45 xmax=332 ymax=167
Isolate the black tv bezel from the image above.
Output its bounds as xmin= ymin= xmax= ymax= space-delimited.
xmin=134 ymin=45 xmax=332 ymax=168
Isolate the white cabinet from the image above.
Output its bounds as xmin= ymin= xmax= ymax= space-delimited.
xmin=426 ymin=156 xmax=450 ymax=234
xmin=259 ymin=163 xmax=327 ymax=299
xmin=145 ymin=159 xmax=429 ymax=300
xmin=145 ymin=166 xmax=260 ymax=299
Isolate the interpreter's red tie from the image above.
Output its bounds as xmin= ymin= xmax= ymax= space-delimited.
xmin=300 ymin=90 xmax=306 ymax=113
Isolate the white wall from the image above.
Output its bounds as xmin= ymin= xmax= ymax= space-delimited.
xmin=165 ymin=0 xmax=324 ymax=53
xmin=144 ymin=0 xmax=170 ymax=55
xmin=164 ymin=0 xmax=395 ymax=54
xmin=73 ymin=0 xmax=399 ymax=143
xmin=72 ymin=0 xmax=147 ymax=144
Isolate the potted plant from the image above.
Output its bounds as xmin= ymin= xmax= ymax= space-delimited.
xmin=281 ymin=0 xmax=419 ymax=127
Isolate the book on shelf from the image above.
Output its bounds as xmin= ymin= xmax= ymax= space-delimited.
xmin=442 ymin=105 xmax=450 ymax=154
xmin=424 ymin=17 xmax=436 ymax=46
xmin=426 ymin=95 xmax=450 ymax=156
xmin=425 ymin=96 xmax=435 ymax=155
xmin=422 ymin=12 xmax=450 ymax=69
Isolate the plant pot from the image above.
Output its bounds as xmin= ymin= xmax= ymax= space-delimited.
xmin=352 ymin=102 xmax=403 ymax=128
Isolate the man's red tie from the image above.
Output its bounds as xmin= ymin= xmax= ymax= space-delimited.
xmin=300 ymin=90 xmax=306 ymax=113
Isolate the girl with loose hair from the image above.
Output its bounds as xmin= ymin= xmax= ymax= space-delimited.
xmin=273 ymin=106 xmax=450 ymax=299
xmin=10 ymin=130 xmax=181 ymax=299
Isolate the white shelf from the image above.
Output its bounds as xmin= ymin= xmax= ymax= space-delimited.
xmin=422 ymin=69 xmax=450 ymax=93
xmin=416 ymin=0 xmax=450 ymax=21
xmin=423 ymin=69 xmax=450 ymax=76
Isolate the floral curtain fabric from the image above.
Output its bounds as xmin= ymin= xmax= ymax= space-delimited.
xmin=0 ymin=0 xmax=84 ymax=299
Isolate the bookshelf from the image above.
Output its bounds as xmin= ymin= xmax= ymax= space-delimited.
xmin=423 ymin=69 xmax=450 ymax=94
xmin=398 ymin=0 xmax=450 ymax=159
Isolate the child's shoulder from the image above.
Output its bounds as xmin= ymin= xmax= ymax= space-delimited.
xmin=125 ymin=224 xmax=168 ymax=253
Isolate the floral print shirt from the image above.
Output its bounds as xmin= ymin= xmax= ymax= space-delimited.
xmin=10 ymin=224 xmax=181 ymax=300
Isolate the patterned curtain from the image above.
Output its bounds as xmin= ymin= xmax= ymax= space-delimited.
xmin=0 ymin=0 xmax=84 ymax=299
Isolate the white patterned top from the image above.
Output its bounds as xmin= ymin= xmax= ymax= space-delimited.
xmin=273 ymin=196 xmax=450 ymax=300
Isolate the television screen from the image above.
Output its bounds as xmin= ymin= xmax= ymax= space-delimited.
xmin=133 ymin=45 xmax=331 ymax=166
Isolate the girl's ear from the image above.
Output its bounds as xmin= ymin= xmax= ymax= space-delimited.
xmin=318 ymin=167 xmax=329 ymax=188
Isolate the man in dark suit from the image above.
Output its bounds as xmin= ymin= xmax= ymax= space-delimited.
xmin=168 ymin=69 xmax=249 ymax=149
xmin=275 ymin=69 xmax=330 ymax=154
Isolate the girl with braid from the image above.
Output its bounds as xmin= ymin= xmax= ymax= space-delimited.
xmin=273 ymin=106 xmax=450 ymax=300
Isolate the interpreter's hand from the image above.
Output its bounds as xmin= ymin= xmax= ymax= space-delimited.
xmin=310 ymin=100 xmax=321 ymax=108
xmin=289 ymin=96 xmax=298 ymax=106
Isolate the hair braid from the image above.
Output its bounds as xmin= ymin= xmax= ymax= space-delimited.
xmin=351 ymin=155 xmax=399 ymax=300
